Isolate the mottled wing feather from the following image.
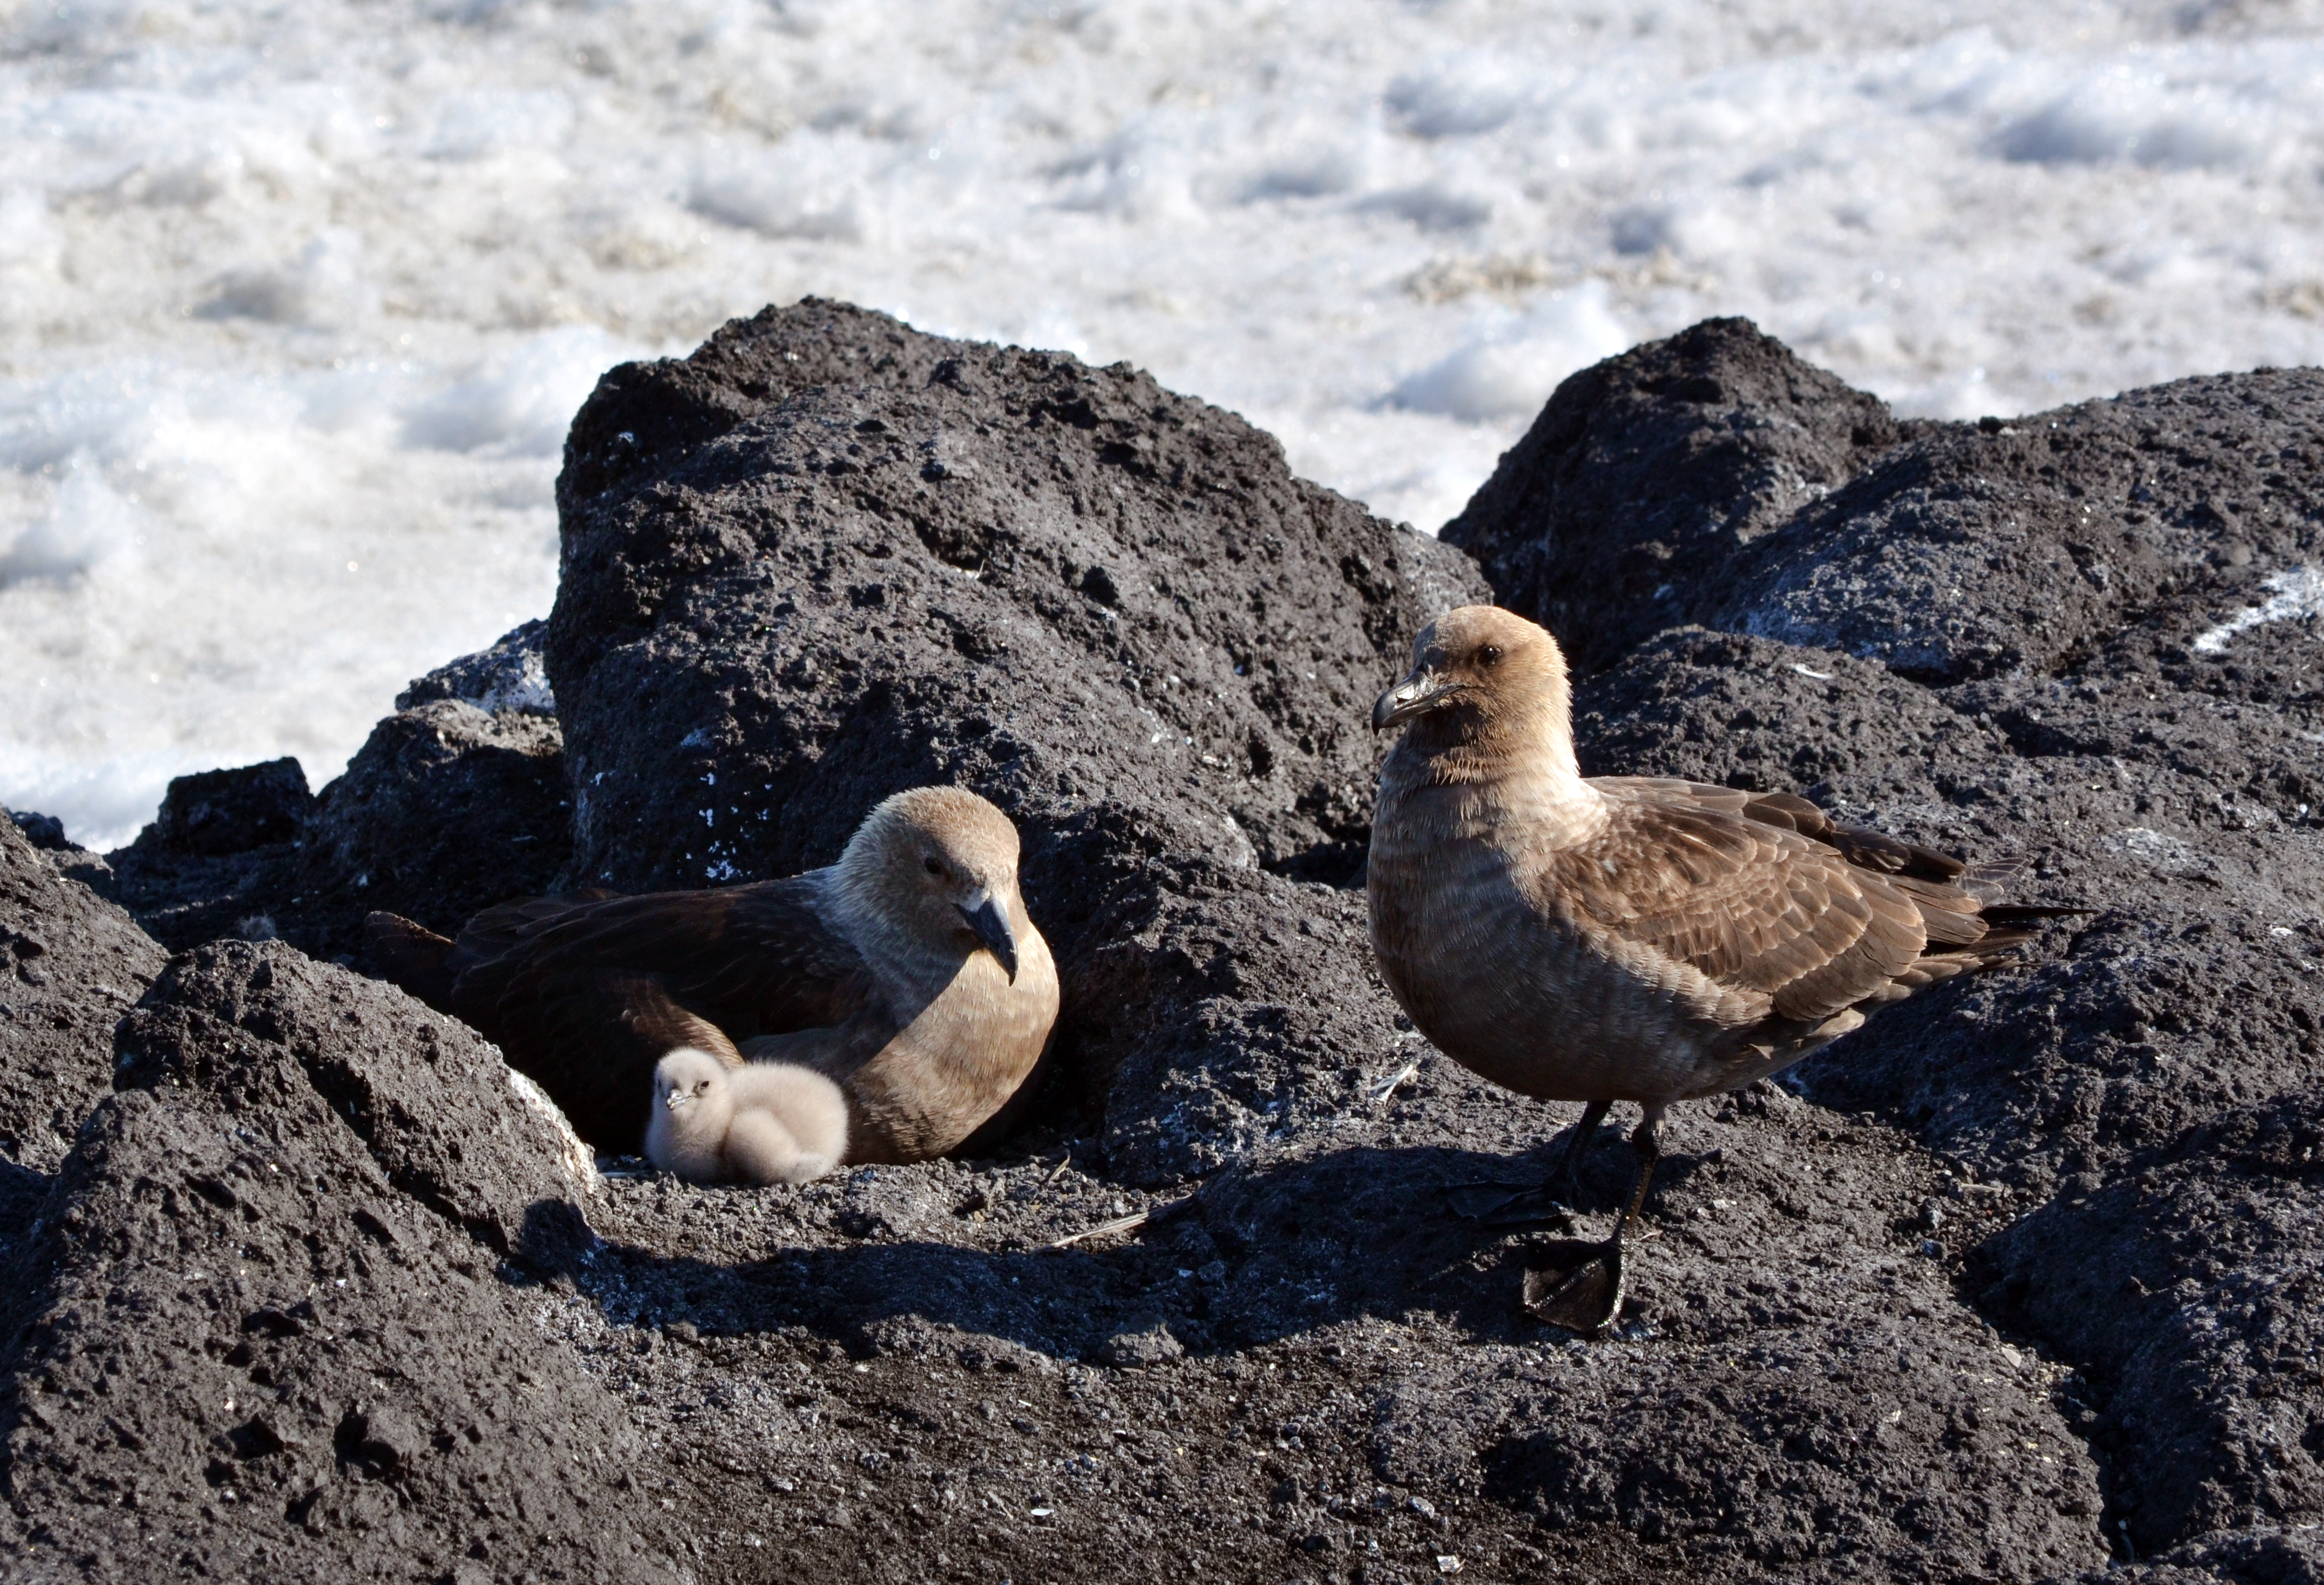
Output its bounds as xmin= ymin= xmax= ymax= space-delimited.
xmin=1549 ymin=793 xmax=1929 ymax=1025
xmin=1590 ymin=778 xmax=1971 ymax=882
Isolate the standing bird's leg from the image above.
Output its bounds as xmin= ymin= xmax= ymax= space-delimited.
xmin=1444 ymin=1098 xmax=1612 ymax=1225
xmin=1523 ymin=1105 xmax=1664 ymax=1334
xmin=1551 ymin=1099 xmax=1612 ymax=1203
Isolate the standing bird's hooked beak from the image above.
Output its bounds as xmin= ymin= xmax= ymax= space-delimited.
xmin=1372 ymin=665 xmax=1462 ymax=731
xmin=663 ymin=1086 xmax=693 ymax=1111
xmin=957 ymin=889 xmax=1020 ymax=982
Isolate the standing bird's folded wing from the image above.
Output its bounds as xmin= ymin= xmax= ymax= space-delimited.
xmin=1540 ymin=795 xmax=1933 ymax=1051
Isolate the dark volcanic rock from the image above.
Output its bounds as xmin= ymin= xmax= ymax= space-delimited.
xmin=0 ymin=941 xmax=677 ymax=1583
xmin=547 ymin=299 xmax=1487 ymax=1143
xmin=1441 ymin=317 xmax=1903 ymax=673
xmin=95 ymin=759 xmax=314 ymax=952
xmin=149 ymin=757 xmax=313 ymax=857
xmin=1716 ymin=373 xmax=2324 ymax=684
xmin=0 ymin=812 xmax=165 ymax=1176
xmin=1982 ymin=1091 xmax=2324 ymax=1555
xmin=559 ymin=1063 xmax=2101 ymax=1585
xmin=1460 ymin=318 xmax=2324 ymax=688
xmin=299 ymin=623 xmax=570 ymax=959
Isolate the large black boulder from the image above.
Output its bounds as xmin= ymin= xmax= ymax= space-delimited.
xmin=1441 ymin=317 xmax=1903 ymax=673
xmin=0 ymin=941 xmax=678 ymax=1582
xmin=297 ymin=621 xmax=572 ymax=959
xmin=90 ymin=759 xmax=315 ymax=952
xmin=0 ymin=814 xmax=165 ymax=1179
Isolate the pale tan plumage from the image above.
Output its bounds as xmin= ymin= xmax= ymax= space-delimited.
xmin=367 ymin=786 xmax=1059 ymax=1165
xmin=1367 ymin=606 xmax=2066 ymax=1327
xmin=646 ymin=1046 xmax=848 ymax=1185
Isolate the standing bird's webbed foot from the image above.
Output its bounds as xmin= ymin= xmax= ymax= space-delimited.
xmin=1522 ymin=1107 xmax=1662 ymax=1334
xmin=1442 ymin=1099 xmax=1612 ymax=1225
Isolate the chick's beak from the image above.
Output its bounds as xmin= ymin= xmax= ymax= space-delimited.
xmin=1372 ymin=667 xmax=1453 ymax=730
xmin=663 ymin=1088 xmax=692 ymax=1111
xmin=957 ymin=889 xmax=1020 ymax=982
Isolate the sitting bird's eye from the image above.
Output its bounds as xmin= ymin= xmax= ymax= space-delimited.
xmin=923 ymin=855 xmax=946 ymax=877
xmin=1478 ymin=644 xmax=1504 ymax=666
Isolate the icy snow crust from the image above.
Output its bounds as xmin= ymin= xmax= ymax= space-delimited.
xmin=3 ymin=1 xmax=2322 ymax=847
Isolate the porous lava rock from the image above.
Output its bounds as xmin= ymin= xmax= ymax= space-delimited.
xmin=1456 ymin=316 xmax=2324 ymax=689
xmin=297 ymin=622 xmax=570 ymax=959
xmin=0 ymin=940 xmax=677 ymax=1583
xmin=546 ymin=299 xmax=1488 ymax=1143
xmin=1440 ymin=317 xmax=1903 ymax=673
xmin=1980 ymin=1091 xmax=2324 ymax=1556
xmin=0 ymin=811 xmax=165 ymax=1177
xmin=91 ymin=758 xmax=313 ymax=952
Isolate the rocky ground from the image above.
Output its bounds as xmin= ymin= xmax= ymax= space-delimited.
xmin=1 ymin=303 xmax=2318 ymax=1584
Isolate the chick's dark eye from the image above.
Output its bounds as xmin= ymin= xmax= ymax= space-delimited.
xmin=1478 ymin=644 xmax=1503 ymax=666
xmin=923 ymin=855 xmax=946 ymax=877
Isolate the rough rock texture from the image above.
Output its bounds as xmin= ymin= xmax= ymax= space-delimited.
xmin=85 ymin=759 xmax=314 ymax=953
xmin=297 ymin=622 xmax=571 ymax=959
xmin=1980 ymin=1092 xmax=2324 ymax=1555
xmin=1441 ymin=317 xmax=1905 ymax=673
xmin=0 ymin=941 xmax=681 ymax=1583
xmin=3 ymin=308 xmax=2319 ymax=1583
xmin=0 ymin=812 xmax=165 ymax=1177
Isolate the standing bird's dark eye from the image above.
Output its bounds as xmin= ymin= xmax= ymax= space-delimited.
xmin=1478 ymin=644 xmax=1503 ymax=666
xmin=924 ymin=855 xmax=946 ymax=877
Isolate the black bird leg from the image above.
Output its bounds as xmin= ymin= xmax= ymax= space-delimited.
xmin=1443 ymin=1099 xmax=1612 ymax=1225
xmin=1552 ymin=1098 xmax=1612 ymax=1203
xmin=1523 ymin=1106 xmax=1663 ymax=1334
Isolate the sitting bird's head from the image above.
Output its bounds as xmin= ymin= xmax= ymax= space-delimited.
xmin=1372 ymin=605 xmax=1574 ymax=752
xmin=834 ymin=786 xmax=1030 ymax=982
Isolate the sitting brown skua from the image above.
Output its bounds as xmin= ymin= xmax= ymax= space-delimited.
xmin=1366 ymin=606 xmax=2074 ymax=1332
xmin=367 ymin=785 xmax=1058 ymax=1169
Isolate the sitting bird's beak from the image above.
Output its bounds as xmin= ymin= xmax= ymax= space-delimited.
xmin=957 ymin=889 xmax=1020 ymax=982
xmin=664 ymin=1088 xmax=692 ymax=1111
xmin=1372 ymin=667 xmax=1454 ymax=730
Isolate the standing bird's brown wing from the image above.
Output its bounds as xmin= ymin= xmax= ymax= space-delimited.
xmin=445 ymin=877 xmax=882 ymax=1153
xmin=1543 ymin=795 xmax=1935 ymax=1034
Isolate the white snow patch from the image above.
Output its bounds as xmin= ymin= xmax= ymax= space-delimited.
xmin=2192 ymin=566 xmax=2324 ymax=655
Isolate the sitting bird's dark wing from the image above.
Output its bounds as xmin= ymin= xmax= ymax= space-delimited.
xmin=444 ymin=877 xmax=879 ymax=1152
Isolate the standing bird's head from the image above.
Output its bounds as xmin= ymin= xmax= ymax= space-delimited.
xmin=1373 ymin=605 xmax=1575 ymax=758
xmin=832 ymin=786 xmax=1031 ymax=984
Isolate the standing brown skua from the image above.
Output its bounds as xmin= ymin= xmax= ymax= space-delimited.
xmin=366 ymin=785 xmax=1059 ymax=1166
xmin=1366 ymin=606 xmax=2075 ymax=1332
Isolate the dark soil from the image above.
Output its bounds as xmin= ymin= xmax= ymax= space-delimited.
xmin=2 ymin=306 xmax=2318 ymax=1584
